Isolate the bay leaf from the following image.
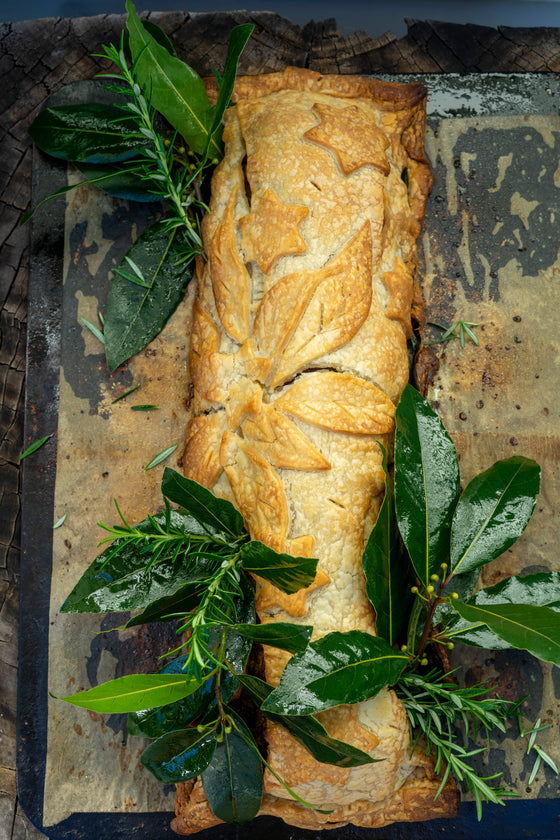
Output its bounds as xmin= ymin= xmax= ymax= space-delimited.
xmin=126 ymin=0 xmax=218 ymax=158
xmin=104 ymin=224 xmax=194 ymax=372
xmin=204 ymin=23 xmax=254 ymax=158
xmin=202 ymin=713 xmax=263 ymax=824
xmin=445 ymin=572 xmax=560 ymax=649
xmin=128 ymin=655 xmax=217 ymax=737
xmin=232 ymin=622 xmax=312 ymax=653
xmin=161 ymin=468 xmax=245 ymax=539
xmin=394 ymin=384 xmax=460 ymax=586
xmin=75 ymin=160 xmax=162 ymax=202
xmin=141 ymin=726 xmax=217 ymax=783
xmin=28 ymin=103 xmax=147 ymax=163
xmin=239 ymin=540 xmax=318 ymax=594
xmin=60 ymin=673 xmax=200 ymax=713
xmin=451 ymin=601 xmax=560 ymax=666
xmin=362 ymin=442 xmax=413 ymax=646
xmin=239 ymin=675 xmax=377 ymax=767
xmin=60 ymin=510 xmax=214 ymax=614
xmin=261 ymin=631 xmax=408 ymax=716
xmin=450 ymin=456 xmax=540 ymax=577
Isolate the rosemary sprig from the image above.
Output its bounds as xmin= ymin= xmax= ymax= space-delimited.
xmin=96 ymin=37 xmax=209 ymax=268
xmin=427 ymin=320 xmax=480 ymax=348
xmin=97 ymin=496 xmax=249 ymax=679
xmin=519 ymin=717 xmax=559 ymax=784
xmin=174 ymin=556 xmax=244 ymax=677
xmin=397 ymin=670 xmax=520 ymax=820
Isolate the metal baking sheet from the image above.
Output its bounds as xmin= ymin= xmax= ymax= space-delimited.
xmin=19 ymin=74 xmax=560 ymax=839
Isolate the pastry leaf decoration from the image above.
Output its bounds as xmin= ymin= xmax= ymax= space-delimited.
xmin=187 ymin=219 xmax=383 ymax=566
xmin=276 ymin=371 xmax=395 ymax=435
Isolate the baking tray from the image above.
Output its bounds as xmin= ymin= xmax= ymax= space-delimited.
xmin=18 ymin=74 xmax=560 ymax=839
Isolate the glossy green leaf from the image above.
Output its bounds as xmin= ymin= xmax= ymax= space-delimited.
xmin=394 ymin=385 xmax=460 ymax=585
xmin=450 ymin=456 xmax=540 ymax=577
xmin=60 ymin=673 xmax=200 ymax=713
xmin=20 ymin=434 xmax=53 ymax=460
xmin=232 ymin=622 xmax=312 ymax=653
xmin=239 ymin=675 xmax=377 ymax=768
xmin=123 ymin=581 xmax=203 ymax=627
xmin=75 ymin=160 xmax=162 ymax=202
xmin=128 ymin=591 xmax=253 ymax=738
xmin=127 ymin=655 xmax=214 ymax=737
xmin=202 ymin=712 xmax=263 ymax=824
xmin=126 ymin=0 xmax=218 ymax=158
xmin=141 ymin=726 xmax=217 ymax=783
xmin=104 ymin=224 xmax=193 ymax=372
xmin=28 ymin=104 xmax=147 ymax=163
xmin=217 ymin=573 xmax=255 ymax=684
xmin=123 ymin=17 xmax=177 ymax=61
xmin=60 ymin=511 xmax=214 ymax=614
xmin=363 ymin=443 xmax=413 ymax=645
xmin=261 ymin=631 xmax=408 ymax=716
xmin=161 ymin=468 xmax=245 ymax=539
xmin=239 ymin=541 xmax=318 ymax=595
xmin=204 ymin=23 xmax=254 ymax=157
xmin=445 ymin=572 xmax=560 ymax=649
xmin=451 ymin=601 xmax=560 ymax=667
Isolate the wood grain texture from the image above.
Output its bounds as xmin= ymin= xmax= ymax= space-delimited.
xmin=2 ymin=11 xmax=560 ymax=837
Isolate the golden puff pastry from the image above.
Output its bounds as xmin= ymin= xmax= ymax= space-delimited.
xmin=172 ymin=66 xmax=459 ymax=834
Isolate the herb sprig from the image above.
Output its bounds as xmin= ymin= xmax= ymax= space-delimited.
xmin=427 ymin=319 xmax=480 ymax=347
xmin=96 ymin=35 xmax=206 ymax=267
xmin=58 ymin=386 xmax=560 ymax=823
xmin=26 ymin=2 xmax=254 ymax=372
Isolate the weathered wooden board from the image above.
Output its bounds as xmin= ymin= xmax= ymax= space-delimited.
xmin=6 ymin=11 xmax=560 ymax=840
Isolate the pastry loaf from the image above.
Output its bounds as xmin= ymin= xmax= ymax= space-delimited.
xmin=172 ymin=67 xmax=459 ymax=834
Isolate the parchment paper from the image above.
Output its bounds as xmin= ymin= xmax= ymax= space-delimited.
xmin=44 ymin=176 xmax=194 ymax=825
xmin=421 ymin=112 xmax=560 ymax=798
xmin=41 ymin=111 xmax=560 ymax=824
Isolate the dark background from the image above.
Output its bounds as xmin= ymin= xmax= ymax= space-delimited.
xmin=3 ymin=0 xmax=560 ymax=36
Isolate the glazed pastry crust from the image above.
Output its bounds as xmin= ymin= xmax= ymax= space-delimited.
xmin=174 ymin=67 xmax=459 ymax=834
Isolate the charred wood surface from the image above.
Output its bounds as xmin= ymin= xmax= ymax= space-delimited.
xmin=2 ymin=12 xmax=559 ymax=837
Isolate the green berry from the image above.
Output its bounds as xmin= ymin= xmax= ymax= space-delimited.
xmin=426 ymin=585 xmax=434 ymax=594
xmin=411 ymin=586 xmax=419 ymax=594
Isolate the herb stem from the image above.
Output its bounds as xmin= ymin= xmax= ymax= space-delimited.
xmin=415 ymin=576 xmax=449 ymax=662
